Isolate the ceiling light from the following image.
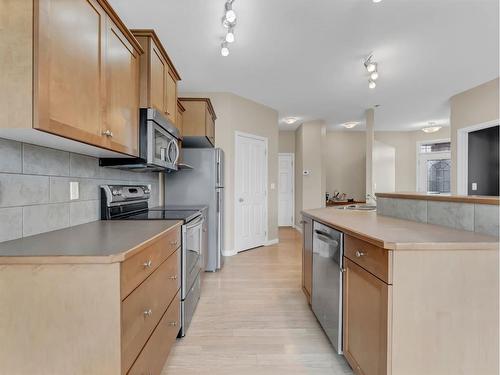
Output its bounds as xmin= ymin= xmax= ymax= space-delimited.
xmin=342 ymin=122 xmax=359 ymax=129
xmin=370 ymin=71 xmax=379 ymax=80
xmin=284 ymin=117 xmax=297 ymax=125
xmin=224 ymin=2 xmax=237 ymax=23
xmin=368 ymin=80 xmax=377 ymax=89
xmin=422 ymin=122 xmax=442 ymax=133
xmin=226 ymin=28 xmax=235 ymax=43
xmin=372 ymin=0 xmax=382 ymax=3
xmin=221 ymin=42 xmax=229 ymax=57
xmin=366 ymin=62 xmax=377 ymax=73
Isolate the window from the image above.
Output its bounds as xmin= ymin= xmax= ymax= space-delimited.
xmin=417 ymin=140 xmax=451 ymax=194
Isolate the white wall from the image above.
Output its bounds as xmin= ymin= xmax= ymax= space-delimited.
xmin=180 ymin=92 xmax=279 ymax=254
xmin=373 ymin=140 xmax=395 ymax=194
xmin=278 ymin=131 xmax=295 ymax=153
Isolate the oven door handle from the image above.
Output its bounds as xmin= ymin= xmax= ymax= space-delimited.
xmin=185 ymin=216 xmax=204 ymax=230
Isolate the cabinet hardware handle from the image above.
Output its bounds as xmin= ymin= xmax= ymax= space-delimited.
xmin=143 ymin=259 xmax=153 ymax=269
xmin=143 ymin=309 xmax=152 ymax=317
xmin=170 ymin=240 xmax=178 ymax=246
xmin=169 ymin=275 xmax=178 ymax=280
xmin=102 ymin=130 xmax=114 ymax=137
xmin=168 ymin=321 xmax=177 ymax=327
xmin=355 ymin=250 xmax=365 ymax=257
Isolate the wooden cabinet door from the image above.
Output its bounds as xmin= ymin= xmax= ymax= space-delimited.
xmin=205 ymin=106 xmax=215 ymax=145
xmin=302 ymin=217 xmax=313 ymax=303
xmin=150 ymin=43 xmax=167 ymax=114
xmin=103 ymin=20 xmax=139 ymax=156
xmin=36 ymin=0 xmax=106 ymax=147
xmin=343 ymin=258 xmax=391 ymax=375
xmin=166 ymin=70 xmax=177 ymax=124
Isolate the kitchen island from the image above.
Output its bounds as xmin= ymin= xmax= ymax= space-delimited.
xmin=0 ymin=220 xmax=182 ymax=375
xmin=302 ymin=207 xmax=499 ymax=375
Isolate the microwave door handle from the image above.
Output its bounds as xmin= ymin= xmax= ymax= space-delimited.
xmin=172 ymin=139 xmax=180 ymax=164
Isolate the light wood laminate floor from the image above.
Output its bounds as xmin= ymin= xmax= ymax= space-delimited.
xmin=162 ymin=228 xmax=353 ymax=375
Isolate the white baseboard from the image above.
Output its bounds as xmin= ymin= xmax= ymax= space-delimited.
xmin=265 ymin=238 xmax=279 ymax=246
xmin=294 ymin=224 xmax=303 ymax=233
xmin=222 ymin=249 xmax=238 ymax=257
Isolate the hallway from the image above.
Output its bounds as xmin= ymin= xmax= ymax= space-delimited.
xmin=162 ymin=228 xmax=353 ymax=374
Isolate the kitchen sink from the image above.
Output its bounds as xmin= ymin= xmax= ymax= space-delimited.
xmin=336 ymin=204 xmax=377 ymax=211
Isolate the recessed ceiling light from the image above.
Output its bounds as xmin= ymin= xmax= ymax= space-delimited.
xmin=342 ymin=122 xmax=359 ymax=129
xmin=283 ymin=117 xmax=298 ymax=125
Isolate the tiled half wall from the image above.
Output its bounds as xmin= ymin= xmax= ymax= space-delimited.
xmin=0 ymin=138 xmax=159 ymax=242
xmin=377 ymin=197 xmax=499 ymax=237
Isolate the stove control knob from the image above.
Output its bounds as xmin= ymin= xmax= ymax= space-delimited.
xmin=112 ymin=189 xmax=122 ymax=196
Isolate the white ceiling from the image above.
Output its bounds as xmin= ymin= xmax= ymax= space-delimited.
xmin=110 ymin=0 xmax=499 ymax=131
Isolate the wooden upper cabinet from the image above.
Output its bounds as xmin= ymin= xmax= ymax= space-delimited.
xmin=343 ymin=258 xmax=391 ymax=375
xmin=103 ymin=20 xmax=140 ymax=156
xmin=132 ymin=29 xmax=181 ymax=128
xmin=178 ymin=98 xmax=217 ymax=148
xmin=36 ymin=0 xmax=106 ymax=147
xmin=35 ymin=0 xmax=142 ymax=156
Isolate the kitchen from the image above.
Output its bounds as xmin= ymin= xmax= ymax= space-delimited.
xmin=0 ymin=1 xmax=499 ymax=375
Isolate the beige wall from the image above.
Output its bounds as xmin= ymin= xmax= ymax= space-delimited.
xmin=450 ymin=78 xmax=500 ymax=193
xmin=375 ymin=127 xmax=451 ymax=192
xmin=180 ymin=92 xmax=279 ymax=253
xmin=324 ymin=131 xmax=366 ymax=201
xmin=294 ymin=121 xmax=326 ymax=227
xmin=278 ymin=131 xmax=295 ymax=153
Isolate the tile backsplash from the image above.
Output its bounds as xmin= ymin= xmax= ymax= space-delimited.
xmin=0 ymin=138 xmax=159 ymax=242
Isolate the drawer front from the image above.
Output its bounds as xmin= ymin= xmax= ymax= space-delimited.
xmin=127 ymin=291 xmax=181 ymax=375
xmin=121 ymin=228 xmax=181 ymax=299
xmin=122 ymin=249 xmax=180 ymax=373
xmin=344 ymin=235 xmax=392 ymax=284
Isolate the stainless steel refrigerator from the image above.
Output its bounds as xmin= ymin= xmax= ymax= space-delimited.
xmin=165 ymin=148 xmax=224 ymax=271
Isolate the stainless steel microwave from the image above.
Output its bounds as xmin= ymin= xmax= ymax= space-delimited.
xmin=99 ymin=109 xmax=180 ymax=172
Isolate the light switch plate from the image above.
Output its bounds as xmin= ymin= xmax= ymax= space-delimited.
xmin=270 ymin=183 xmax=276 ymax=190
xmin=472 ymin=182 xmax=478 ymax=191
xmin=70 ymin=181 xmax=79 ymax=200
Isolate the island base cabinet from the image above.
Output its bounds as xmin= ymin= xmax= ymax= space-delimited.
xmin=343 ymin=258 xmax=392 ymax=375
xmin=301 ymin=216 xmax=313 ymax=304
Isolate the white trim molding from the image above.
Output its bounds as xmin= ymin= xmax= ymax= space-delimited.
xmin=265 ymin=238 xmax=279 ymax=246
xmin=457 ymin=119 xmax=499 ymax=195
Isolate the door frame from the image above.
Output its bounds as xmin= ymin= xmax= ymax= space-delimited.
xmin=278 ymin=152 xmax=295 ymax=227
xmin=415 ymin=138 xmax=450 ymax=193
xmin=234 ymin=131 xmax=269 ymax=253
xmin=457 ymin=119 xmax=499 ymax=195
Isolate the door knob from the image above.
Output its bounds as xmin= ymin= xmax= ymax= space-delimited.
xmin=102 ymin=130 xmax=113 ymax=137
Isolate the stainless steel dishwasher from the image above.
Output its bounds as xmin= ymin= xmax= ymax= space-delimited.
xmin=312 ymin=221 xmax=344 ymax=355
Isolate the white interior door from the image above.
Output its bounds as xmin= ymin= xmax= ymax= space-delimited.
xmin=235 ymin=132 xmax=268 ymax=252
xmin=418 ymin=151 xmax=451 ymax=193
xmin=278 ymin=153 xmax=294 ymax=226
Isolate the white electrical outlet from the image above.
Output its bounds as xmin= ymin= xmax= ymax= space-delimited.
xmin=70 ymin=181 xmax=79 ymax=200
xmin=471 ymin=182 xmax=478 ymax=191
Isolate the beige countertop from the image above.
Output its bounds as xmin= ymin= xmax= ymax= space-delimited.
xmin=0 ymin=220 xmax=182 ymax=264
xmin=303 ymin=207 xmax=499 ymax=250
xmin=375 ymin=192 xmax=500 ymax=205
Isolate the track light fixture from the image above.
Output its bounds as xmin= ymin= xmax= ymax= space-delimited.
xmin=220 ymin=1 xmax=237 ymax=56
xmin=364 ymin=54 xmax=380 ymax=89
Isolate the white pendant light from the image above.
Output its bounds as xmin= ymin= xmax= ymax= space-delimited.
xmin=221 ymin=42 xmax=229 ymax=57
xmin=226 ymin=28 xmax=235 ymax=43
xmin=370 ymin=71 xmax=379 ymax=80
xmin=368 ymin=80 xmax=377 ymax=89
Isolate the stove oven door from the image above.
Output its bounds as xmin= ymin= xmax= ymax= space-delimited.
xmin=182 ymin=215 xmax=204 ymax=299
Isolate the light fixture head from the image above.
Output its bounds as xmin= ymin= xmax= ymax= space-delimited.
xmin=226 ymin=28 xmax=235 ymax=43
xmin=283 ymin=117 xmax=298 ymax=125
xmin=368 ymin=80 xmax=377 ymax=89
xmin=224 ymin=2 xmax=237 ymax=23
xmin=370 ymin=71 xmax=379 ymax=80
xmin=422 ymin=122 xmax=442 ymax=133
xmin=342 ymin=122 xmax=359 ymax=129
xmin=372 ymin=0 xmax=382 ymax=3
xmin=221 ymin=42 xmax=229 ymax=57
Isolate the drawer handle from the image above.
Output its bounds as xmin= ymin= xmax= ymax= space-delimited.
xmin=355 ymin=250 xmax=365 ymax=257
xmin=143 ymin=259 xmax=153 ymax=269
xmin=102 ymin=130 xmax=114 ymax=137
xmin=143 ymin=309 xmax=153 ymax=317
xmin=169 ymin=275 xmax=178 ymax=280
xmin=168 ymin=321 xmax=177 ymax=327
